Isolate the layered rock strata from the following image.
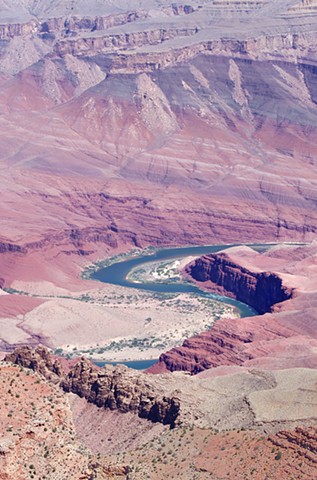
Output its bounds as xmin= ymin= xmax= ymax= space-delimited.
xmin=0 ymin=2 xmax=317 ymax=391
xmin=185 ymin=252 xmax=292 ymax=314
xmin=270 ymin=427 xmax=317 ymax=464
xmin=0 ymin=1 xmax=317 ymax=284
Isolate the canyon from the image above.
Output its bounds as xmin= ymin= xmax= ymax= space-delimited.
xmin=0 ymin=0 xmax=317 ymax=478
xmin=1 ymin=0 xmax=317 ymax=280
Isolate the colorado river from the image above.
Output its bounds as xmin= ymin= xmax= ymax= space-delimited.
xmin=91 ymin=243 xmax=273 ymax=318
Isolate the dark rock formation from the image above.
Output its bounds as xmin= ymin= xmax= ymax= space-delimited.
xmin=61 ymin=357 xmax=180 ymax=427
xmin=5 ymin=347 xmax=180 ymax=427
xmin=185 ymin=253 xmax=293 ymax=314
xmin=5 ymin=345 xmax=63 ymax=381
xmin=0 ymin=242 xmax=26 ymax=254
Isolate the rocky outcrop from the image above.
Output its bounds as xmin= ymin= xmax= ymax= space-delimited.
xmin=5 ymin=347 xmax=180 ymax=427
xmin=41 ymin=11 xmax=149 ymax=36
xmin=5 ymin=345 xmax=317 ymax=436
xmin=61 ymin=358 xmax=180 ymax=427
xmin=0 ymin=12 xmax=149 ymax=40
xmin=185 ymin=253 xmax=292 ymax=314
xmin=5 ymin=345 xmax=63 ymax=381
xmin=81 ymin=462 xmax=131 ymax=479
xmin=0 ymin=241 xmax=26 ymax=254
xmin=0 ymin=20 xmax=37 ymax=39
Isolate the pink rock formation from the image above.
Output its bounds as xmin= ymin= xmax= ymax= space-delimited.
xmin=185 ymin=252 xmax=292 ymax=314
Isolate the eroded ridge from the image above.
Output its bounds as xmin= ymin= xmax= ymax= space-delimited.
xmin=5 ymin=346 xmax=180 ymax=428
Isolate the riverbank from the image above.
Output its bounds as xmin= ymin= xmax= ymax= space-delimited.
xmin=56 ymin=289 xmax=237 ymax=363
xmin=0 ymin=276 xmax=238 ymax=364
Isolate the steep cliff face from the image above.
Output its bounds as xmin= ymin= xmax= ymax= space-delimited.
xmin=53 ymin=31 xmax=317 ymax=73
xmin=61 ymin=358 xmax=180 ymax=426
xmin=151 ymin=329 xmax=254 ymax=374
xmin=185 ymin=253 xmax=293 ymax=314
xmin=5 ymin=347 xmax=180 ymax=427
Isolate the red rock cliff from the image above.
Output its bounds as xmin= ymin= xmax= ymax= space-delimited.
xmin=185 ymin=253 xmax=292 ymax=314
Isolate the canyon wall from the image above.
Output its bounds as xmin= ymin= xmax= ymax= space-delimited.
xmin=1 ymin=1 xmax=317 ymax=279
xmin=0 ymin=1 xmax=317 ymax=361
xmin=185 ymin=253 xmax=293 ymax=314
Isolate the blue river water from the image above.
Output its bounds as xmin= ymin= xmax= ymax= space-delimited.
xmin=91 ymin=243 xmax=279 ymax=317
xmin=91 ymin=243 xmax=285 ymax=369
xmin=95 ymin=359 xmax=158 ymax=370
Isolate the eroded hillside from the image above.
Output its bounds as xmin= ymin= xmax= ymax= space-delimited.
xmin=0 ymin=0 xmax=317 ymax=283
